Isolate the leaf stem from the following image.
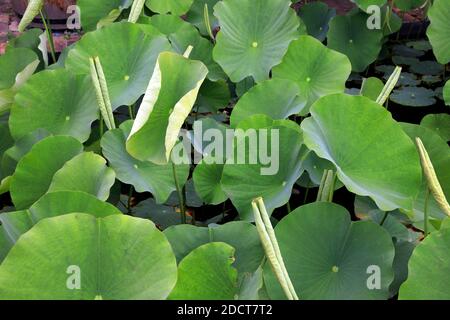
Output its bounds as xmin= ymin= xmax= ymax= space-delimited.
xmin=39 ymin=10 xmax=56 ymax=64
xmin=172 ymin=161 xmax=187 ymax=224
xmin=424 ymin=189 xmax=430 ymax=236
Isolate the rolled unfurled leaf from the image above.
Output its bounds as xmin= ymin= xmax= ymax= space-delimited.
xmin=376 ymin=66 xmax=402 ymax=105
xmin=128 ymin=0 xmax=146 ymax=23
xmin=89 ymin=57 xmax=116 ymax=130
xmin=18 ymin=0 xmax=44 ymax=32
xmin=415 ymin=137 xmax=450 ymax=217
xmin=252 ymin=197 xmax=299 ymax=300
xmin=203 ymin=3 xmax=215 ymax=42
xmin=316 ymin=169 xmax=336 ymax=202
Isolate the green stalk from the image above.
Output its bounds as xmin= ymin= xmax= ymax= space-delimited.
xmin=416 ymin=138 xmax=450 ymax=217
xmin=252 ymin=197 xmax=299 ymax=300
xmin=172 ymin=161 xmax=187 ymax=224
xmin=376 ymin=66 xmax=402 ymax=106
xmin=39 ymin=10 xmax=57 ymax=64
xmin=424 ymin=189 xmax=430 ymax=237
xmin=204 ymin=4 xmax=215 ymax=43
xmin=89 ymin=57 xmax=116 ymax=130
xmin=317 ymin=170 xmax=336 ymax=202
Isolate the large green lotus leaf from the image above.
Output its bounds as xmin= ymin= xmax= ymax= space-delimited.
xmin=421 ymin=114 xmax=450 ymax=142
xmin=9 ymin=69 xmax=98 ymax=143
xmin=145 ymin=0 xmax=194 ymax=15
xmin=126 ymin=51 xmax=208 ymax=164
xmin=230 ymin=79 xmax=305 ymax=128
xmin=0 ymin=210 xmax=30 ymax=262
xmin=427 ymin=0 xmax=450 ymax=64
xmin=399 ymin=226 xmax=450 ymax=299
xmin=0 ymin=213 xmax=177 ymax=299
xmin=221 ymin=116 xmax=308 ymax=220
xmin=77 ymin=0 xmax=133 ymax=31
xmin=193 ymin=158 xmax=227 ymax=205
xmin=1 ymin=129 xmax=49 ymax=179
xmin=186 ymin=0 xmax=220 ymax=36
xmin=298 ymin=2 xmax=336 ymax=42
xmin=10 ymin=136 xmax=83 ymax=210
xmin=401 ymin=123 xmax=450 ymax=224
xmin=65 ymin=22 xmax=171 ymax=110
xmin=195 ymin=80 xmax=231 ymax=113
xmin=0 ymin=191 xmax=121 ymax=250
xmin=147 ymin=14 xmax=226 ymax=81
xmin=301 ymin=94 xmax=422 ymax=212
xmin=327 ymin=11 xmax=383 ymax=72
xmin=351 ymin=0 xmax=386 ymax=11
xmin=168 ymin=242 xmax=238 ymax=300
xmin=264 ymin=202 xmax=395 ymax=300
xmin=0 ymin=48 xmax=39 ymax=114
xmin=101 ymin=121 xmax=189 ymax=204
xmin=213 ymin=0 xmax=300 ymax=83
xmin=272 ymin=35 xmax=351 ymax=111
xmin=164 ymin=222 xmax=264 ymax=274
xmin=47 ymin=152 xmax=116 ymax=201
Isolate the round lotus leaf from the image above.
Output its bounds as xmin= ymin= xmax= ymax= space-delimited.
xmin=10 ymin=69 xmax=98 ymax=143
xmin=77 ymin=0 xmax=133 ymax=31
xmin=186 ymin=0 xmax=220 ymax=36
xmin=213 ymin=0 xmax=300 ymax=83
xmin=361 ymin=77 xmax=384 ymax=101
xmin=1 ymin=129 xmax=50 ymax=179
xmin=101 ymin=121 xmax=189 ymax=204
xmin=427 ymin=0 xmax=450 ymax=64
xmin=301 ymin=94 xmax=422 ymax=212
xmin=421 ymin=113 xmax=450 ymax=141
xmin=0 ymin=48 xmax=38 ymax=90
xmin=65 ymin=22 xmax=171 ymax=110
xmin=47 ymin=152 xmax=116 ymax=201
xmin=230 ymin=79 xmax=305 ymax=128
xmin=272 ymin=35 xmax=351 ymax=111
xmin=0 ymin=191 xmax=122 ymax=250
xmin=410 ymin=60 xmax=444 ymax=76
xmin=169 ymin=242 xmax=238 ymax=300
xmin=406 ymin=40 xmax=432 ymax=51
xmin=145 ymin=0 xmax=194 ymax=15
xmin=264 ymin=202 xmax=395 ymax=300
xmin=193 ymin=158 xmax=227 ymax=205
xmin=221 ymin=116 xmax=308 ymax=220
xmin=195 ymin=80 xmax=231 ymax=113
xmin=390 ymin=87 xmax=436 ymax=107
xmin=401 ymin=123 xmax=450 ymax=224
xmin=164 ymin=222 xmax=264 ymax=274
xmin=10 ymin=136 xmax=83 ymax=210
xmin=399 ymin=226 xmax=450 ymax=299
xmin=393 ymin=44 xmax=425 ymax=58
xmin=0 ymin=213 xmax=177 ymax=299
xmin=392 ymin=55 xmax=420 ymax=66
xmin=0 ymin=47 xmax=39 ymax=113
xmin=298 ymin=2 xmax=336 ymax=42
xmin=144 ymin=14 xmax=225 ymax=81
xmin=327 ymin=11 xmax=383 ymax=72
